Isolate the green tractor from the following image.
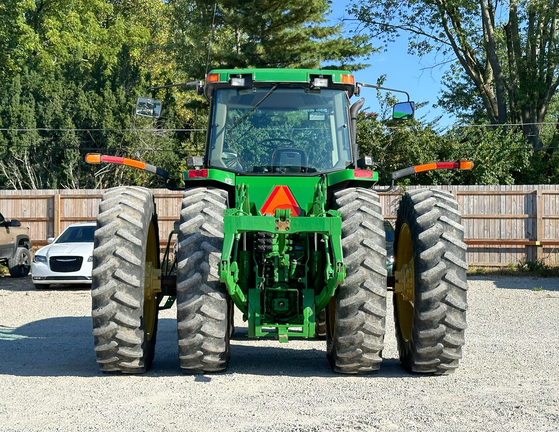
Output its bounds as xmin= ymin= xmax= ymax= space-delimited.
xmin=86 ymin=68 xmax=471 ymax=375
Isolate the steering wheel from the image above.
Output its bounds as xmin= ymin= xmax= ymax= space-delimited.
xmin=258 ymin=138 xmax=296 ymax=149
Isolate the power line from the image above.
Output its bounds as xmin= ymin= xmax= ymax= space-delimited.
xmin=0 ymin=128 xmax=206 ymax=132
xmin=1 ymin=120 xmax=559 ymax=133
xmin=0 ymin=142 xmax=556 ymax=154
xmin=378 ymin=122 xmax=559 ymax=131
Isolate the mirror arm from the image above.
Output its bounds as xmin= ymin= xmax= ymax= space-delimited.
xmin=356 ymin=82 xmax=410 ymax=101
xmin=146 ymin=81 xmax=203 ymax=92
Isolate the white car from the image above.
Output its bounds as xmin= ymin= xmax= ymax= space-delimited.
xmin=32 ymin=222 xmax=96 ymax=289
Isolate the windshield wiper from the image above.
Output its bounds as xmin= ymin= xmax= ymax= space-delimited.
xmin=227 ymin=84 xmax=279 ymax=134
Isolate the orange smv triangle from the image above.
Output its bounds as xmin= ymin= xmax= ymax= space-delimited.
xmin=260 ymin=185 xmax=301 ymax=216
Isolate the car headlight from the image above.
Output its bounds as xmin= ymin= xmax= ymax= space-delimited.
xmin=33 ymin=255 xmax=47 ymax=264
xmin=88 ymin=256 xmax=93 ymax=262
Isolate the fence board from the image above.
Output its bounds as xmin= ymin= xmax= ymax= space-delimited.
xmin=1 ymin=185 xmax=558 ymax=267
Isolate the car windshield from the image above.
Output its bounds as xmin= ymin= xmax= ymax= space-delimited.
xmin=55 ymin=226 xmax=95 ymax=243
xmin=208 ymin=87 xmax=352 ymax=174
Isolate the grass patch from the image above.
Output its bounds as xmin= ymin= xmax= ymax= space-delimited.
xmin=468 ymin=260 xmax=559 ymax=278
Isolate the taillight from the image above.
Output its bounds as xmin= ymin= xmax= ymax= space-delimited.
xmin=354 ymin=169 xmax=373 ymax=178
xmin=187 ymin=169 xmax=209 ymax=178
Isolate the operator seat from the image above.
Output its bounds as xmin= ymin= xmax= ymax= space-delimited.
xmin=270 ymin=148 xmax=308 ymax=173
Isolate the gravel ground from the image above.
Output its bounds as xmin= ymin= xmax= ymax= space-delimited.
xmin=1 ymin=275 xmax=558 ymax=432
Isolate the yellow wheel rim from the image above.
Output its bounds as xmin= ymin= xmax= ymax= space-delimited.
xmin=394 ymin=223 xmax=414 ymax=342
xmin=144 ymin=221 xmax=160 ymax=342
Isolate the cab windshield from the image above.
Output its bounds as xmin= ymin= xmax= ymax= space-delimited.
xmin=208 ymin=87 xmax=352 ymax=174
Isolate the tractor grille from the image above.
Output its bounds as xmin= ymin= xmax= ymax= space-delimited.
xmin=49 ymin=256 xmax=83 ymax=273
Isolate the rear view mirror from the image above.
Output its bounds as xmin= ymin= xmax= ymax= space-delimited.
xmin=136 ymin=97 xmax=162 ymax=118
xmin=393 ymin=101 xmax=415 ymax=120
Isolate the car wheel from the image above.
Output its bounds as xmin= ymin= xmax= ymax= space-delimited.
xmin=9 ymin=247 xmax=31 ymax=277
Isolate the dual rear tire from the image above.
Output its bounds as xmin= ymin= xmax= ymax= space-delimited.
xmin=327 ymin=187 xmax=467 ymax=375
xmin=91 ymin=186 xmax=231 ymax=374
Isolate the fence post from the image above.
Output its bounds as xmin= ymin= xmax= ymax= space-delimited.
xmin=53 ymin=192 xmax=61 ymax=238
xmin=536 ymin=189 xmax=543 ymax=262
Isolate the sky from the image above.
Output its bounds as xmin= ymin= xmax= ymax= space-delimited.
xmin=329 ymin=1 xmax=454 ymax=127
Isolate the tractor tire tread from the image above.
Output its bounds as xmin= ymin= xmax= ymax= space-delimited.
xmin=394 ymin=188 xmax=467 ymax=375
xmin=176 ymin=187 xmax=231 ymax=373
xmin=91 ymin=186 xmax=158 ymax=373
xmin=327 ymin=188 xmax=387 ymax=374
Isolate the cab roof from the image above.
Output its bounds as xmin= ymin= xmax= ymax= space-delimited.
xmin=204 ymin=68 xmax=356 ymax=98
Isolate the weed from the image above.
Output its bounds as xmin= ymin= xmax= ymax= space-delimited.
xmin=517 ymin=259 xmax=548 ymax=273
xmin=467 ymin=261 xmax=559 ymax=278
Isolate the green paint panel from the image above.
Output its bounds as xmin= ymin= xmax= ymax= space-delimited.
xmin=209 ymin=68 xmax=353 ymax=85
xmin=182 ymin=169 xmax=236 ymax=185
xmin=236 ymin=176 xmax=322 ymax=215
xmin=327 ymin=169 xmax=379 ymax=186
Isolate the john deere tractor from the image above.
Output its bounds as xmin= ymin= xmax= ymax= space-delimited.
xmin=86 ymin=68 xmax=471 ymax=375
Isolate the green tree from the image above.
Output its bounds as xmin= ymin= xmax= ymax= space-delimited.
xmin=170 ymin=0 xmax=374 ymax=79
xmin=350 ymin=0 xmax=559 ymax=160
xmin=0 ymin=0 xmax=188 ymax=190
xmin=0 ymin=0 xmax=35 ymax=82
xmin=0 ymin=0 xmax=379 ymax=190
xmin=355 ymin=82 xmax=533 ymax=185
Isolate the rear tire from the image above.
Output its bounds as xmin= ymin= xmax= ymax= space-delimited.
xmin=393 ymin=189 xmax=468 ymax=374
xmin=176 ymin=187 xmax=231 ymax=373
xmin=327 ymin=188 xmax=387 ymax=374
xmin=91 ymin=186 xmax=160 ymax=373
xmin=9 ymin=247 xmax=31 ymax=277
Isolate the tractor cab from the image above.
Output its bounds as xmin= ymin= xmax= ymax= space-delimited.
xmin=203 ymin=70 xmax=356 ymax=175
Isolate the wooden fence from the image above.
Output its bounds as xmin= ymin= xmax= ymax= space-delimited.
xmin=1 ymin=185 xmax=558 ymax=267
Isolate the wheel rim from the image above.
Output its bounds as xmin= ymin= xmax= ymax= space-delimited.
xmin=144 ymin=221 xmax=159 ymax=342
xmin=395 ymin=223 xmax=414 ymax=342
xmin=19 ymin=250 xmax=30 ymax=267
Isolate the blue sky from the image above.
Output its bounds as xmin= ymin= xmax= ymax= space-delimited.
xmin=329 ymin=1 xmax=454 ymax=127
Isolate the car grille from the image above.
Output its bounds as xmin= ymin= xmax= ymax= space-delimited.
xmin=49 ymin=256 xmax=83 ymax=273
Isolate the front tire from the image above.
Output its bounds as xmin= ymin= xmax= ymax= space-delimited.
xmin=393 ymin=189 xmax=468 ymax=374
xmin=327 ymin=188 xmax=387 ymax=374
xmin=91 ymin=186 xmax=160 ymax=373
xmin=176 ymin=187 xmax=231 ymax=373
xmin=9 ymin=247 xmax=31 ymax=277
